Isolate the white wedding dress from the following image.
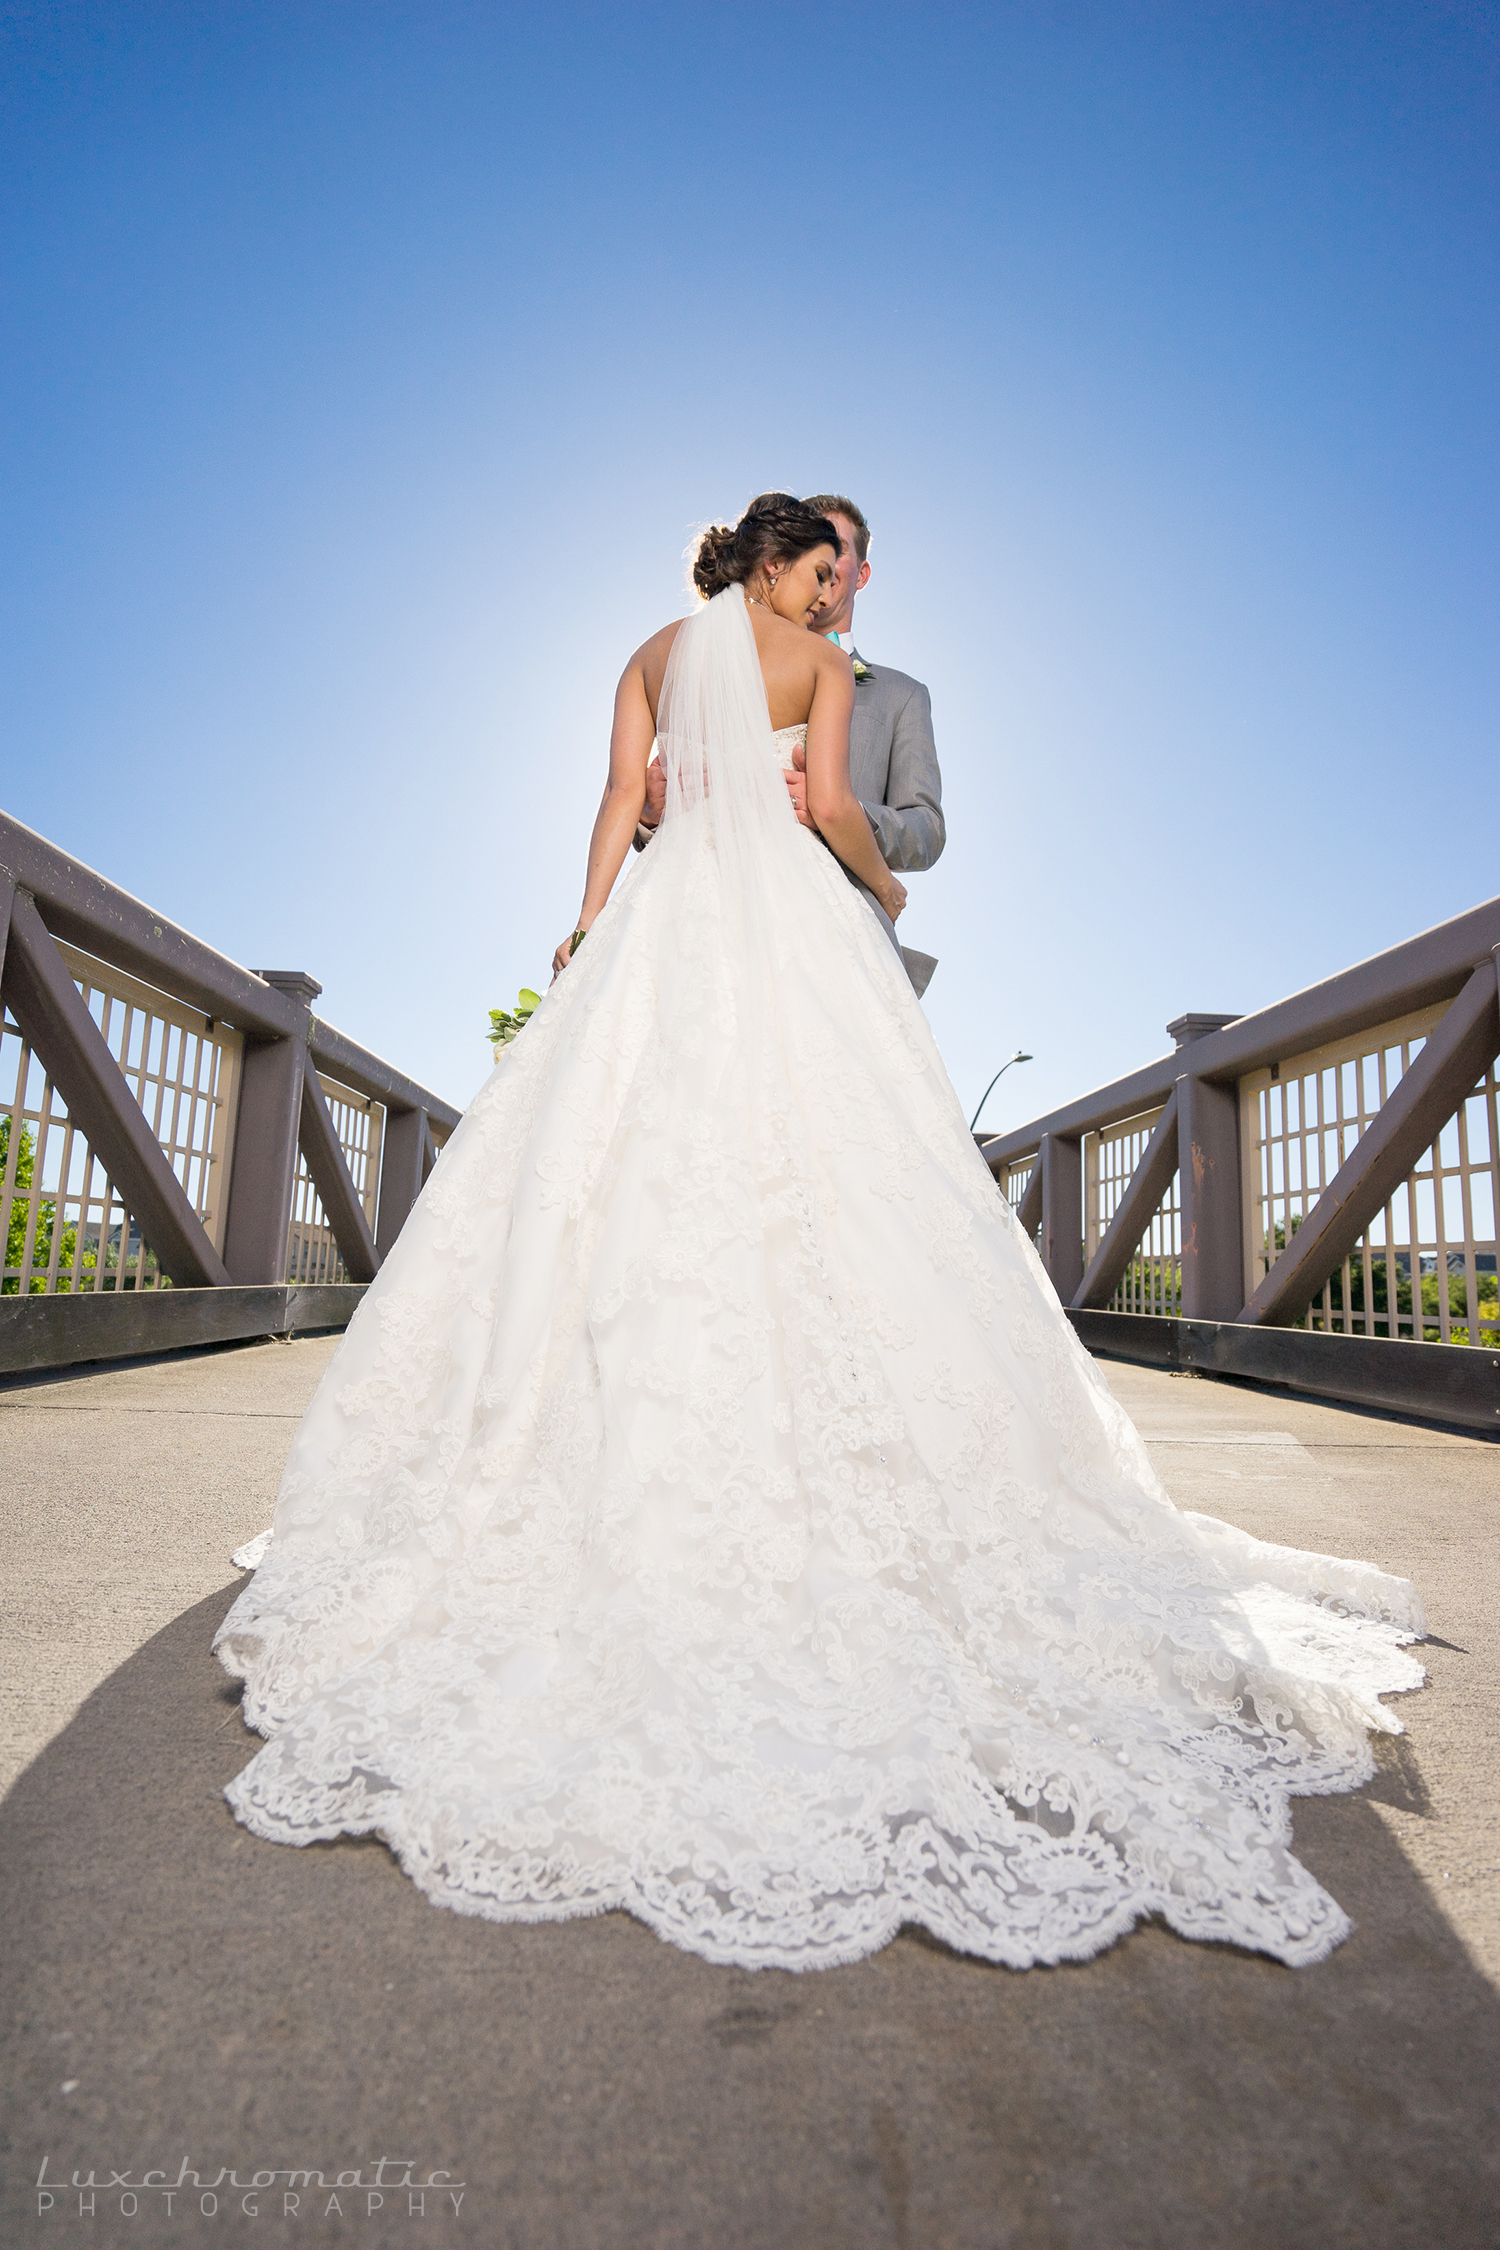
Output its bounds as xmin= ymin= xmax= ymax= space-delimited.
xmin=217 ymin=584 xmax=1425 ymax=1971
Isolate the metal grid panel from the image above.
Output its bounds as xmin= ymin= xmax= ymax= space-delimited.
xmin=1084 ymin=1107 xmax=1181 ymax=1316
xmin=285 ymin=1075 xmax=385 ymax=1285
xmin=0 ymin=943 xmax=242 ymax=1294
xmin=1000 ymin=1156 xmax=1036 ymax=1241
xmin=1240 ymin=1003 xmax=1499 ymax=1347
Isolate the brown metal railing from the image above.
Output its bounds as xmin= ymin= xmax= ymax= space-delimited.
xmin=981 ymin=901 xmax=1500 ymax=1348
xmin=0 ymin=812 xmax=460 ymax=1303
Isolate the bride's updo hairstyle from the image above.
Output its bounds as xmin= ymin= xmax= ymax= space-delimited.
xmin=692 ymin=492 xmax=843 ymax=600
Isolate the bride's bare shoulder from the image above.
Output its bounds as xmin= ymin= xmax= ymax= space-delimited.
xmin=629 ymin=615 xmax=692 ymax=704
xmin=754 ymin=608 xmax=846 ymax=676
xmin=801 ymin=630 xmax=854 ymax=699
xmin=641 ymin=616 xmax=691 ymax=664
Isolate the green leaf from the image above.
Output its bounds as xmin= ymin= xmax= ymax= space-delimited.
xmin=489 ymin=985 xmax=544 ymax=1047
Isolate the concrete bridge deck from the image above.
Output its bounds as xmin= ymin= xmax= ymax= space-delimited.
xmin=2 ymin=1338 xmax=1496 ymax=2248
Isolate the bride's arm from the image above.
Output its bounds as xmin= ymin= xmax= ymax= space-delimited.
xmin=551 ymin=652 xmax=655 ymax=978
xmin=804 ymin=652 xmax=907 ymax=923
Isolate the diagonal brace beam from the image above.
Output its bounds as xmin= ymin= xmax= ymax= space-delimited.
xmin=1070 ymin=1090 xmax=1181 ymax=1310
xmin=1238 ymin=956 xmax=1500 ymax=1327
xmin=0 ymin=890 xmax=230 ymax=1288
xmin=1013 ymin=1158 xmax=1042 ymax=1238
xmin=298 ymin=1054 xmax=380 ymax=1284
xmin=0 ymin=865 xmax=16 ymax=991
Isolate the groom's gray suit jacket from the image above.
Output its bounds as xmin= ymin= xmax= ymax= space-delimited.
xmin=844 ymin=646 xmax=945 ymax=995
xmin=635 ymin=643 xmax=945 ymax=994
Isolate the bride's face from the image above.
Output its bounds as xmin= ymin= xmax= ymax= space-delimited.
xmin=764 ymin=545 xmax=838 ymax=628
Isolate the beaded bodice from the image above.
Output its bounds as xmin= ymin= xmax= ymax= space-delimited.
xmin=770 ymin=723 xmax=808 ymax=772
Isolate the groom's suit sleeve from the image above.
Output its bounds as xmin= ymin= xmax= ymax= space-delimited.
xmin=863 ymin=680 xmax=946 ymax=873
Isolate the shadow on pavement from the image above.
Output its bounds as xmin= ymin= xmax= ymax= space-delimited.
xmin=3 ymin=1585 xmax=1497 ymax=2250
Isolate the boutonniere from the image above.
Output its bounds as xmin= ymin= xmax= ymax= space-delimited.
xmin=851 ymin=658 xmax=873 ymax=685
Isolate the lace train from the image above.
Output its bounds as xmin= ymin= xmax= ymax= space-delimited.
xmin=216 ymin=600 xmax=1424 ymax=1973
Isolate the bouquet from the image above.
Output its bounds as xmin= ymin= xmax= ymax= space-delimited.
xmin=487 ymin=988 xmax=541 ymax=1061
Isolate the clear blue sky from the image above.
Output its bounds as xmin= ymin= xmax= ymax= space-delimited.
xmin=4 ymin=2 xmax=1495 ymax=1129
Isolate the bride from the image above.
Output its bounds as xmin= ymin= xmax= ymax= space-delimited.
xmin=217 ymin=493 xmax=1425 ymax=1972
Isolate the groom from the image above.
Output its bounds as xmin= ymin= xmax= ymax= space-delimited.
xmin=635 ymin=494 xmax=946 ymax=996
xmin=797 ymin=493 xmax=944 ymax=996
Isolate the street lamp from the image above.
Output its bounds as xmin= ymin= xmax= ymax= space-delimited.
xmin=970 ymin=1051 xmax=1033 ymax=1134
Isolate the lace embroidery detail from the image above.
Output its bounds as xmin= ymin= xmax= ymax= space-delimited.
xmin=216 ymin=632 xmax=1425 ymax=1975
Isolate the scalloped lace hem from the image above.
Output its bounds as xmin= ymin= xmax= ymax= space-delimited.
xmin=220 ymin=1771 xmax=1379 ymax=1973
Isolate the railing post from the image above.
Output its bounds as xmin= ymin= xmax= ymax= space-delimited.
xmin=376 ymin=1106 xmax=432 ymax=1258
xmin=1177 ymin=1072 xmax=1243 ymax=1320
xmin=1040 ymin=1132 xmax=1083 ymax=1302
xmin=221 ymin=972 xmax=320 ymax=1286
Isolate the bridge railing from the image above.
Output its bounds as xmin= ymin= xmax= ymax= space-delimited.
xmin=981 ymin=898 xmax=1500 ymax=1417
xmin=0 ymin=811 xmax=459 ymax=1338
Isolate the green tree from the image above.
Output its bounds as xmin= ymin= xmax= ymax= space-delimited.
xmin=1323 ymin=1249 xmax=1498 ymax=1347
xmin=1 ymin=1115 xmax=37 ymax=1288
xmin=0 ymin=1117 xmax=135 ymax=1292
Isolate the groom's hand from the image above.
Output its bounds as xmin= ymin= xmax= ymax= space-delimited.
xmin=787 ymin=740 xmax=817 ymax=830
xmin=641 ymin=756 xmax=666 ymax=830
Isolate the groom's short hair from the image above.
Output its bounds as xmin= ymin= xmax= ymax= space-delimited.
xmin=803 ymin=494 xmax=869 ymax=564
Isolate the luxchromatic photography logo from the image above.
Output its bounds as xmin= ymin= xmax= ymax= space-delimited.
xmin=32 ymin=2156 xmax=468 ymax=2222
